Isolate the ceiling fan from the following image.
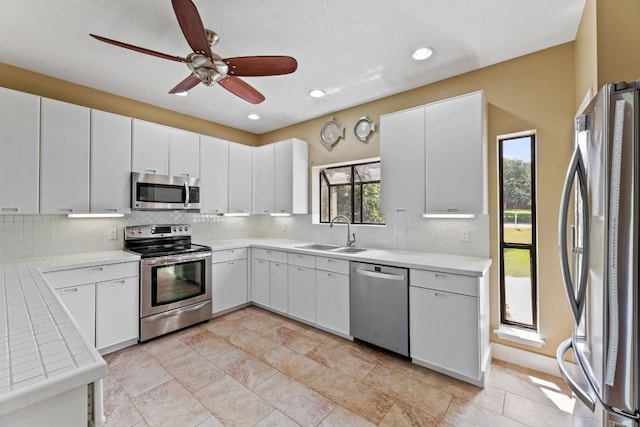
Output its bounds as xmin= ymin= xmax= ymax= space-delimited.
xmin=90 ymin=0 xmax=297 ymax=104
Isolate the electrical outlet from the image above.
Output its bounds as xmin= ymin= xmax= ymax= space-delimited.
xmin=108 ymin=228 xmax=117 ymax=241
xmin=460 ymin=228 xmax=470 ymax=242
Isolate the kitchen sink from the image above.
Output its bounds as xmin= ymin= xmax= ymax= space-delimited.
xmin=296 ymin=243 xmax=340 ymax=251
xmin=331 ymin=247 xmax=368 ymax=254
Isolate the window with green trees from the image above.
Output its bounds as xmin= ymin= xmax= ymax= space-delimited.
xmin=320 ymin=161 xmax=385 ymax=225
xmin=499 ymin=133 xmax=538 ymax=330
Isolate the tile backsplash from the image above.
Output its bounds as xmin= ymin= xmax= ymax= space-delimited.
xmin=0 ymin=211 xmax=489 ymax=262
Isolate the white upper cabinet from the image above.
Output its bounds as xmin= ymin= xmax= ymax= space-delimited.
xmin=90 ymin=110 xmax=131 ymax=214
xmin=131 ymin=119 xmax=170 ymax=175
xmin=199 ymin=135 xmax=229 ymax=214
xmin=40 ymin=98 xmax=90 ymax=214
xmin=253 ymin=144 xmax=275 ymax=214
xmin=169 ymin=128 xmax=200 ymax=178
xmin=424 ymin=91 xmax=487 ymax=215
xmin=228 ymin=142 xmax=252 ymax=214
xmin=0 ymin=87 xmax=40 ymax=214
xmin=274 ymin=138 xmax=308 ymax=214
xmin=380 ymin=106 xmax=426 ymax=214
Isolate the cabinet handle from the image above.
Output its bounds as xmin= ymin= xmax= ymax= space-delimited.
xmin=111 ymin=280 xmax=126 ymax=286
xmin=434 ymin=292 xmax=448 ymax=297
xmin=145 ymin=168 xmax=157 ymax=173
xmin=104 ymin=208 xmax=119 ymax=213
xmin=227 ymin=261 xmax=235 ymax=266
xmin=90 ymin=267 xmax=104 ymax=273
xmin=1 ymin=208 xmax=19 ymax=213
xmin=434 ymin=273 xmax=448 ymax=280
xmin=266 ymin=250 xmax=271 ymax=254
xmin=298 ymin=267 xmax=303 ymax=271
xmin=446 ymin=207 xmax=460 ymax=213
xmin=327 ymin=259 xmax=335 ymax=263
xmin=62 ymin=287 xmax=79 ymax=293
xmin=327 ymin=273 xmax=335 ymax=278
xmin=180 ymin=173 xmax=190 ymax=177
xmin=58 ymin=208 xmax=74 ymax=213
xmin=395 ymin=208 xmax=406 ymax=212
xmin=230 ymin=250 xmax=235 ymax=253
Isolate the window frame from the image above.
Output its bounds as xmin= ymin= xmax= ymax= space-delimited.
xmin=318 ymin=160 xmax=384 ymax=225
xmin=498 ymin=132 xmax=538 ymax=331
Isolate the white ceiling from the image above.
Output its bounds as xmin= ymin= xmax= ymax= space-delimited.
xmin=1 ymin=0 xmax=585 ymax=134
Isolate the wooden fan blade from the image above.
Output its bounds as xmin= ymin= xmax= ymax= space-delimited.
xmin=90 ymin=34 xmax=188 ymax=63
xmin=171 ymin=0 xmax=213 ymax=58
xmin=218 ymin=76 xmax=265 ymax=104
xmin=224 ymin=56 xmax=298 ymax=77
xmin=169 ymin=74 xmax=201 ymax=94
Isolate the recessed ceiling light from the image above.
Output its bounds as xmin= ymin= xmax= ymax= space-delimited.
xmin=174 ymin=91 xmax=188 ymax=97
xmin=309 ymin=89 xmax=326 ymax=98
xmin=412 ymin=47 xmax=434 ymax=61
xmin=248 ymin=113 xmax=260 ymax=120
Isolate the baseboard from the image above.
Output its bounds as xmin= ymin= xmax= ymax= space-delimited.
xmin=491 ymin=342 xmax=563 ymax=377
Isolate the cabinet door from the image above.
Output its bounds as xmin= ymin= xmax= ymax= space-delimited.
xmin=57 ymin=283 xmax=96 ymax=345
xmin=270 ymin=261 xmax=288 ymax=313
xmin=95 ymin=276 xmax=138 ymax=350
xmin=380 ymin=106 xmax=425 ymax=214
xmin=169 ymin=128 xmax=200 ymax=178
xmin=410 ymin=286 xmax=479 ymax=379
xmin=212 ymin=258 xmax=248 ymax=314
xmin=40 ymin=98 xmax=90 ymax=214
xmin=90 ymin=110 xmax=131 ymax=214
xmin=288 ymin=265 xmax=315 ymax=323
xmin=0 ymin=88 xmax=40 ymax=214
xmin=131 ymin=119 xmax=169 ymax=175
xmin=253 ymin=144 xmax=275 ymax=213
xmin=200 ymin=135 xmax=229 ymax=213
xmin=425 ymin=91 xmax=486 ymax=214
xmin=316 ymin=270 xmax=349 ymax=335
xmin=252 ymin=257 xmax=270 ymax=306
xmin=273 ymin=140 xmax=293 ymax=214
xmin=228 ymin=142 xmax=252 ymax=213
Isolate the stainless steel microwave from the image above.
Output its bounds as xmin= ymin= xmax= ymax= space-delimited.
xmin=131 ymin=172 xmax=201 ymax=211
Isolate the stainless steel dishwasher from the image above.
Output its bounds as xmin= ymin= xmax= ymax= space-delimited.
xmin=350 ymin=261 xmax=409 ymax=356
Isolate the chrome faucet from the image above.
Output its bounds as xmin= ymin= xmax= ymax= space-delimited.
xmin=330 ymin=215 xmax=356 ymax=247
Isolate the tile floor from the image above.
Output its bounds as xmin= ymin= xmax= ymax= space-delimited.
xmin=103 ymin=306 xmax=599 ymax=427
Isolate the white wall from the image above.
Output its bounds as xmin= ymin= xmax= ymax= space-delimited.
xmin=0 ymin=211 xmax=487 ymax=262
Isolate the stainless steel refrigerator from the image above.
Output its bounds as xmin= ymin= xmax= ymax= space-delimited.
xmin=557 ymin=81 xmax=639 ymax=426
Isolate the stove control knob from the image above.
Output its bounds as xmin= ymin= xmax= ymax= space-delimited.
xmin=185 ymin=226 xmax=188 ymax=232
xmin=137 ymin=229 xmax=142 ymax=234
xmin=179 ymin=227 xmax=183 ymax=232
xmin=129 ymin=229 xmax=134 ymax=234
xmin=173 ymin=227 xmax=177 ymax=232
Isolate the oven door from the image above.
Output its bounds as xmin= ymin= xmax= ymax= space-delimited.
xmin=140 ymin=251 xmax=212 ymax=318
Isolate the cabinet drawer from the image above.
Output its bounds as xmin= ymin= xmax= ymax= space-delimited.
xmin=212 ymin=248 xmax=248 ymax=263
xmin=315 ymin=256 xmax=349 ymax=274
xmin=410 ymin=269 xmax=478 ymax=297
xmin=253 ymin=248 xmax=287 ymax=263
xmin=44 ymin=262 xmax=139 ymax=289
xmin=287 ymin=252 xmax=316 ymax=268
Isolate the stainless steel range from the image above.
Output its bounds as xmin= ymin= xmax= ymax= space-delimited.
xmin=125 ymin=224 xmax=212 ymax=342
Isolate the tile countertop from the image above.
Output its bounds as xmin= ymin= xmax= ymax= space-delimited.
xmin=204 ymin=238 xmax=492 ymax=277
xmin=0 ymin=251 xmax=140 ymax=416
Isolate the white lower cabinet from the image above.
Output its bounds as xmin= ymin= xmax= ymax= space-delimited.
xmin=252 ymin=257 xmax=271 ymax=306
xmin=45 ymin=261 xmax=139 ymax=354
xmin=56 ymin=283 xmax=96 ymax=345
xmin=212 ymin=249 xmax=248 ymax=314
xmin=315 ymin=259 xmax=350 ymax=336
xmin=409 ymin=268 xmax=489 ymax=386
xmin=269 ymin=261 xmax=288 ymax=314
xmin=96 ymin=277 xmax=138 ymax=350
xmin=287 ymin=265 xmax=316 ymax=323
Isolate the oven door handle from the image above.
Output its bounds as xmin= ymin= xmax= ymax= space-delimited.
xmin=141 ymin=252 xmax=212 ymax=266
xmin=147 ymin=300 xmax=211 ymax=321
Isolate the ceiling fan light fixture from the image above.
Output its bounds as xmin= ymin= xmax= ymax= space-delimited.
xmin=309 ymin=89 xmax=326 ymax=98
xmin=174 ymin=91 xmax=189 ymax=96
xmin=248 ymin=113 xmax=260 ymax=120
xmin=412 ymin=47 xmax=434 ymax=61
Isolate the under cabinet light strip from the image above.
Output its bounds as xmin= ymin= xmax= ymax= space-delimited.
xmin=68 ymin=213 xmax=125 ymax=218
xmin=422 ymin=213 xmax=475 ymax=219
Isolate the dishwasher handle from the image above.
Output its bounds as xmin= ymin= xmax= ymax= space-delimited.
xmin=354 ymin=268 xmax=406 ymax=281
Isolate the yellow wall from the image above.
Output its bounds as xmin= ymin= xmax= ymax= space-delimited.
xmin=261 ymin=43 xmax=577 ymax=358
xmin=0 ymin=62 xmax=259 ymax=146
xmin=574 ymin=0 xmax=598 ymax=109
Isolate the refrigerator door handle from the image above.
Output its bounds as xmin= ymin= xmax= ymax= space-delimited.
xmin=557 ymin=338 xmax=596 ymax=412
xmin=558 ymin=146 xmax=590 ymax=324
